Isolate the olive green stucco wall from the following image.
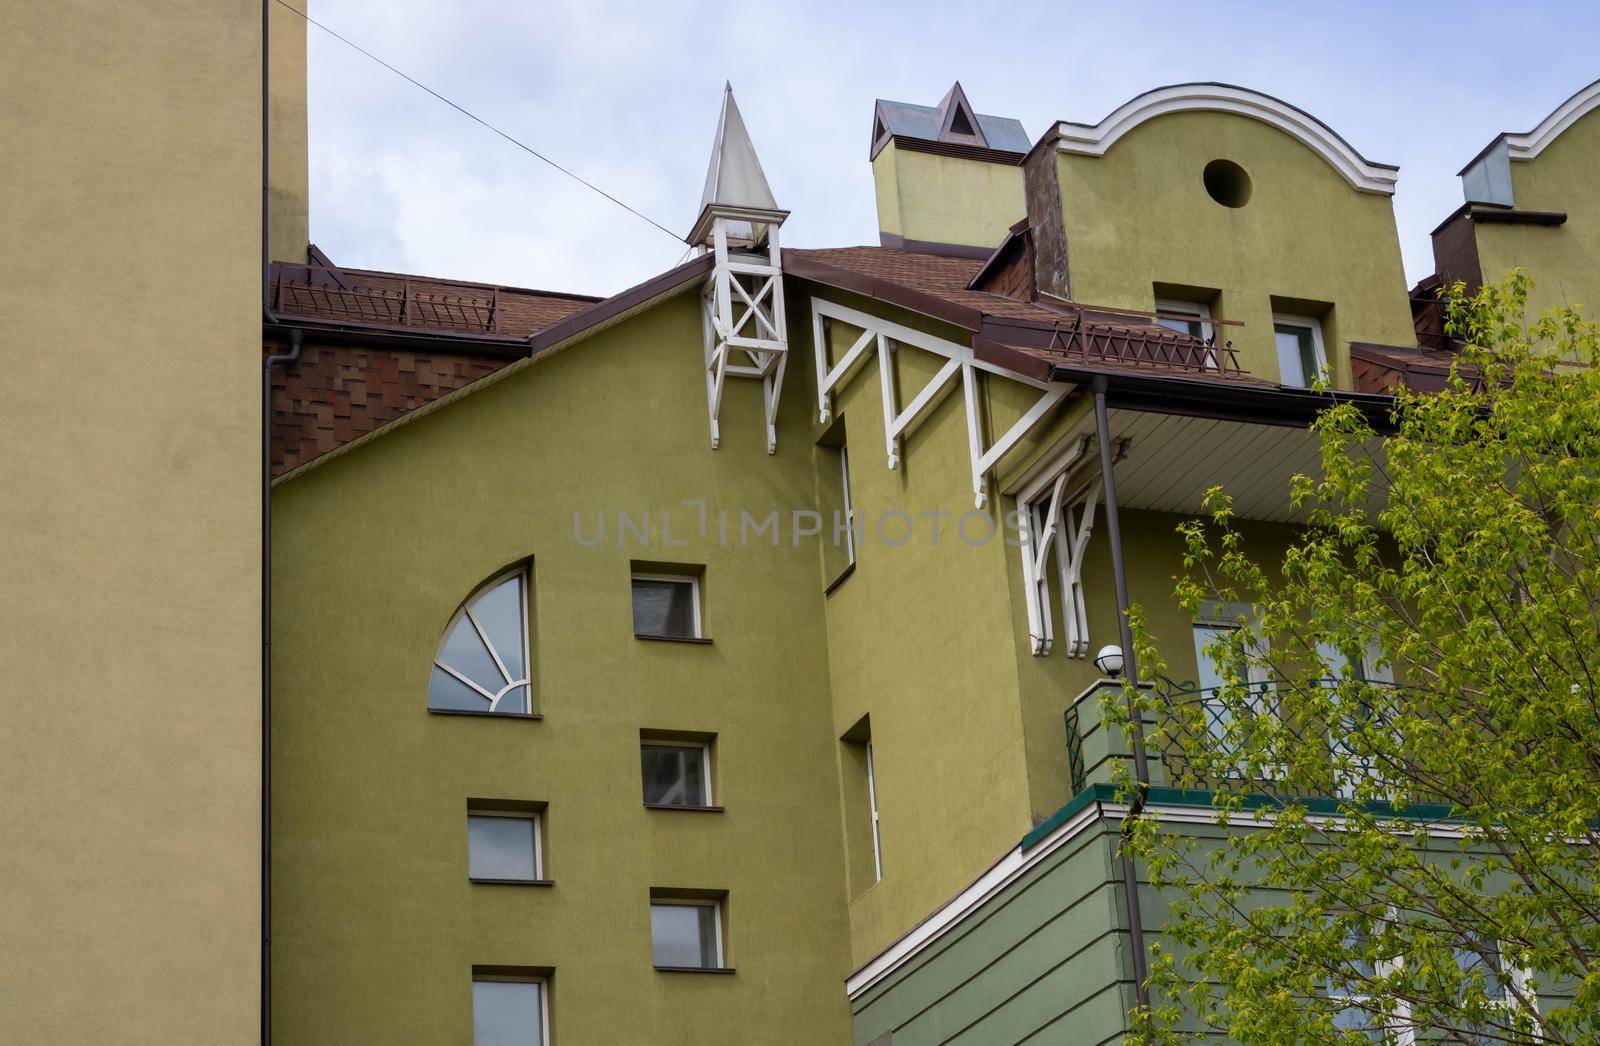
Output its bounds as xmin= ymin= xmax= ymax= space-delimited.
xmin=873 ymin=145 xmax=1025 ymax=250
xmin=812 ymin=297 xmax=1041 ymax=967
xmin=1054 ymin=111 xmax=1417 ymax=387
xmin=1 ymin=3 xmax=265 ymax=1043
xmin=796 ymin=282 xmax=1324 ymax=971
xmin=1474 ymin=109 xmax=1600 ymax=319
xmin=270 ymin=294 xmax=854 ymax=1043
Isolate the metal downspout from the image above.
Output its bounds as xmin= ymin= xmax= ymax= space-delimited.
xmin=1093 ymin=375 xmax=1154 ymax=1019
xmin=260 ymin=2 xmax=273 ymax=1041
xmin=261 ymin=329 xmax=299 ymax=1044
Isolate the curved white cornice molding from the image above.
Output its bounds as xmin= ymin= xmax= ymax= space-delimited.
xmin=1053 ymin=82 xmax=1399 ymax=196
xmin=1499 ymin=77 xmax=1600 ymax=161
xmin=1457 ymin=79 xmax=1600 ymax=207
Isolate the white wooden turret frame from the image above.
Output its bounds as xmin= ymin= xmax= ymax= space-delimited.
xmin=809 ymin=298 xmax=1068 ymax=510
xmin=699 ymin=210 xmax=789 ymax=453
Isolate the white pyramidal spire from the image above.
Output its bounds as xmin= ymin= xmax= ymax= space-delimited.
xmin=698 ymin=82 xmax=779 ymax=218
xmin=691 ymin=82 xmax=789 ymax=456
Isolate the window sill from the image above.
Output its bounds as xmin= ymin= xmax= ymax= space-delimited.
xmin=428 ymin=708 xmax=543 ymax=720
xmin=470 ymin=878 xmax=555 ymax=887
xmin=653 ymin=965 xmax=735 ymax=975
xmin=643 ymin=803 xmax=725 ymax=813
xmin=634 ymin=633 xmax=713 ymax=645
xmin=824 ymin=561 xmax=856 ymax=596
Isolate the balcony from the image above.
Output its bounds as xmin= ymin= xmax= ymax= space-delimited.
xmin=1065 ymin=679 xmax=1410 ymax=803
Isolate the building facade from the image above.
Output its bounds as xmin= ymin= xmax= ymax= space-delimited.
xmin=5 ymin=3 xmax=1597 ymax=1040
xmin=260 ymin=74 xmax=1600 ymax=1044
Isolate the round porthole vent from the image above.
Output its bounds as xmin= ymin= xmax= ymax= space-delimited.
xmin=1203 ymin=159 xmax=1252 ymax=208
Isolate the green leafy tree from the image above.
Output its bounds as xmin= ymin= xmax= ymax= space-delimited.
xmin=1109 ymin=274 xmax=1600 ymax=1043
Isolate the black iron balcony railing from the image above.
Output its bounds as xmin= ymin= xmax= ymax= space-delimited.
xmin=1155 ymin=681 xmax=1403 ymax=800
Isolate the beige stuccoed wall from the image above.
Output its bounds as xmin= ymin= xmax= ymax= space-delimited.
xmin=0 ymin=2 xmax=263 ymax=1043
xmin=269 ymin=0 xmax=310 ymax=263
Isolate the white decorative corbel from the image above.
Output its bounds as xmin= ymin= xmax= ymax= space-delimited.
xmin=1017 ymin=437 xmax=1100 ymax=658
xmin=809 ymin=297 xmax=1068 ymax=507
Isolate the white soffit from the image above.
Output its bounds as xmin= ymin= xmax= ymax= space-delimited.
xmin=1054 ymin=82 xmax=1399 ymax=196
xmin=1106 ymin=409 xmax=1386 ymax=524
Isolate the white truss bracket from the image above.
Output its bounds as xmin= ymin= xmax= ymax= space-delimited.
xmin=810 ymin=297 xmax=1069 ymax=507
xmin=701 ymin=215 xmax=788 ymax=453
xmin=1016 ymin=436 xmax=1100 ymax=658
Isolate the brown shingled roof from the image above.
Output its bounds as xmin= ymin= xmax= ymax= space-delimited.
xmin=786 ymin=245 xmax=1265 ymax=386
xmin=268 ymin=258 xmax=599 ymax=339
xmin=267 ymin=237 xmax=1342 ymax=481
xmin=788 ymin=246 xmax=1067 ymax=325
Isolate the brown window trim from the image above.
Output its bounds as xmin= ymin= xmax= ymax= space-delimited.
xmin=643 ymin=803 xmax=725 ymax=813
xmin=653 ymin=965 xmax=736 ymax=975
xmin=469 ymin=877 xmax=555 ymax=887
xmin=634 ymin=632 xmax=713 ymax=645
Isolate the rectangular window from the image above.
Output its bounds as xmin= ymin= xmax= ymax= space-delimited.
xmin=1273 ymin=314 xmax=1327 ymax=388
xmin=816 ymin=419 xmax=856 ymax=590
xmin=841 ymin=715 xmax=882 ymax=895
xmin=1192 ymin=604 xmax=1272 ymax=774
xmin=1319 ymin=640 xmax=1397 ymax=799
xmin=472 ymin=975 xmax=547 ymax=1046
xmin=1324 ymin=919 xmax=1383 ymax=1042
xmin=1448 ymin=941 xmax=1523 ymax=1040
xmin=641 ymin=742 xmax=712 ymax=808
xmin=467 ymin=804 xmax=545 ymax=883
xmin=1154 ymin=298 xmax=1214 ymax=342
xmin=650 ymin=899 xmax=724 ymax=970
xmin=631 ymin=573 xmax=701 ymax=640
xmin=839 ymin=445 xmax=857 ymax=569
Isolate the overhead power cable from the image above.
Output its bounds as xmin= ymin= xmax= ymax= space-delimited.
xmin=272 ymin=0 xmax=683 ymax=242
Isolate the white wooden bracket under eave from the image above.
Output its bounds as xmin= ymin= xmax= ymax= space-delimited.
xmin=809 ymin=297 xmax=1069 ymax=509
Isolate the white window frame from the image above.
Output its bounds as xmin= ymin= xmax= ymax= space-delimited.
xmin=640 ymin=740 xmax=714 ymax=807
xmin=1320 ymin=640 xmax=1397 ymax=800
xmin=630 ymin=572 xmax=702 ymax=639
xmin=466 ymin=810 xmax=544 ymax=883
xmin=1386 ymin=936 xmax=1537 ymax=1045
xmin=1271 ymin=312 xmax=1329 ymax=388
xmin=649 ymin=898 xmax=725 ymax=970
xmin=839 ymin=444 xmax=857 ymax=568
xmin=471 ymin=972 xmax=550 ymax=1046
xmin=1192 ymin=602 xmax=1276 ymax=777
xmin=866 ymin=740 xmax=884 ymax=882
xmin=1154 ymin=297 xmax=1215 ymax=345
xmin=432 ymin=567 xmax=533 ymax=715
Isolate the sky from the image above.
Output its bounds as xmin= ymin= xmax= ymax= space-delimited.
xmin=305 ymin=0 xmax=1600 ymax=298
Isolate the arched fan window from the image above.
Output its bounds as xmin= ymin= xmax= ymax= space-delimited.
xmin=428 ymin=569 xmax=532 ymax=715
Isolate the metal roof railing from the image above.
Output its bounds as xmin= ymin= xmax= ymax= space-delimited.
xmin=270 ymin=263 xmax=503 ymax=335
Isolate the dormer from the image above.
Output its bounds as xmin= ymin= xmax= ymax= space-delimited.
xmin=870 ymin=82 xmax=1030 ymax=256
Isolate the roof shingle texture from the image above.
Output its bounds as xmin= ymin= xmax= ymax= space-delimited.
xmin=789 ymin=246 xmax=1068 ymax=322
xmin=271 ymin=263 xmax=598 ymax=338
